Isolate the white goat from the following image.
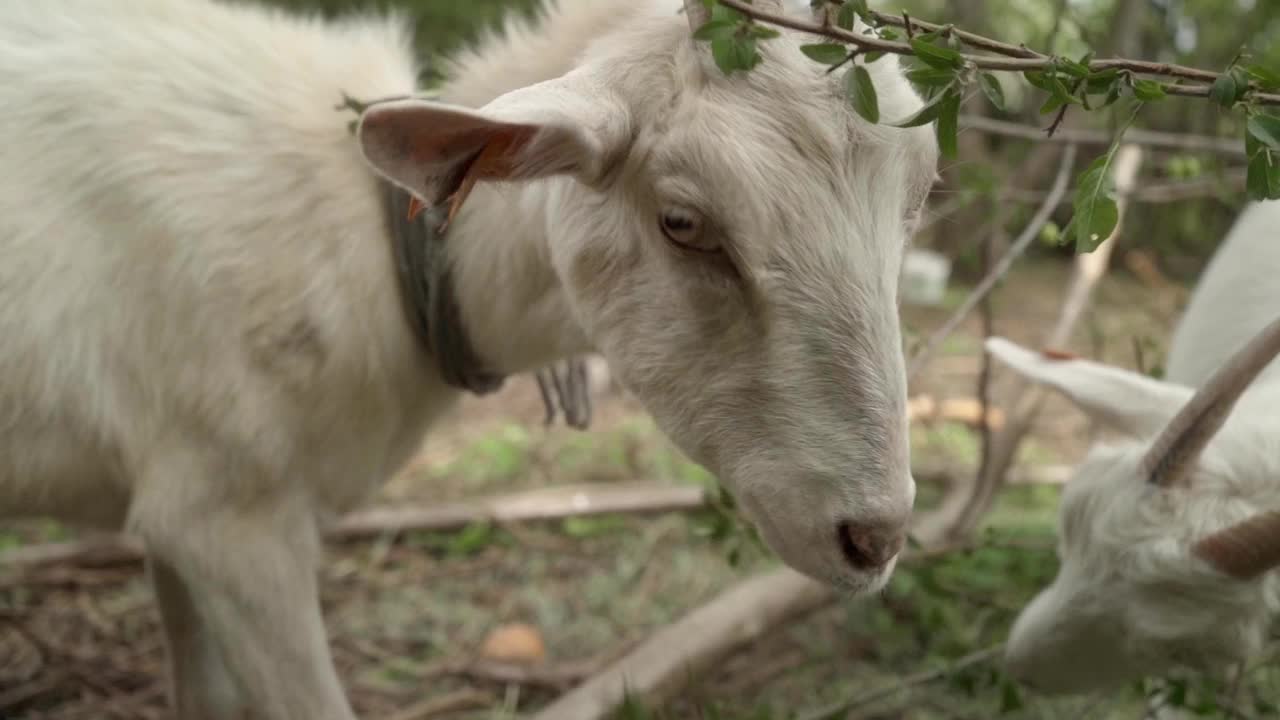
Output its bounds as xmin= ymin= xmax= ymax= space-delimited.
xmin=985 ymin=199 xmax=1280 ymax=695
xmin=0 ymin=0 xmax=938 ymax=717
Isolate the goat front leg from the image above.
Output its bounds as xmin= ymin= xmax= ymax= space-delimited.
xmin=133 ymin=473 xmax=355 ymax=720
xmin=150 ymin=557 xmax=246 ymax=720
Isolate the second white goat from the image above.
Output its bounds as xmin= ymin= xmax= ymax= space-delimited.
xmin=986 ymin=199 xmax=1280 ymax=694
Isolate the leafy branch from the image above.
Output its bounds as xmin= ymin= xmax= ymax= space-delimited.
xmin=689 ymin=0 xmax=1280 ymax=251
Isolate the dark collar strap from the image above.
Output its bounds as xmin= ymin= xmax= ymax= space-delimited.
xmin=377 ymin=174 xmax=594 ymax=428
xmin=381 ymin=180 xmax=506 ymax=396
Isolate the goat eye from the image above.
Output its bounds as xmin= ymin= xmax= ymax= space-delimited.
xmin=659 ymin=207 xmax=718 ymax=252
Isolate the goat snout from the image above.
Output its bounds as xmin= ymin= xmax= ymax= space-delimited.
xmin=837 ymin=518 xmax=907 ymax=570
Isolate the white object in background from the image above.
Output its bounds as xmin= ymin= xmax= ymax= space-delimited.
xmin=900 ymin=248 xmax=952 ymax=307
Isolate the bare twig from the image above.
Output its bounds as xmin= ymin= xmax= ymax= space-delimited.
xmin=381 ymin=688 xmax=492 ymax=720
xmin=716 ymin=0 xmax=1280 ymax=106
xmin=974 ymin=223 xmax=997 ymax=521
xmin=996 ymin=169 xmax=1247 ymax=206
xmin=959 ymin=114 xmax=1245 ymax=156
xmin=795 ymin=644 xmax=1005 ymax=720
xmin=950 ymin=143 xmax=1146 ymax=535
xmin=907 ymin=144 xmax=1078 ymax=380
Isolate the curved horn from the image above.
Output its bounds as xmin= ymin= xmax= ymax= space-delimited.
xmin=1143 ymin=314 xmax=1280 ymax=487
xmin=1191 ymin=510 xmax=1280 ymax=580
xmin=683 ymin=0 xmax=710 ymax=31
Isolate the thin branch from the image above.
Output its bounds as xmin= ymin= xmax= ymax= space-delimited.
xmin=960 ymin=114 xmax=1246 ymax=156
xmin=716 ymin=0 xmax=1280 ymax=106
xmin=995 ymin=168 xmax=1247 ymax=205
xmin=907 ymin=143 xmax=1078 ymax=380
xmin=795 ymin=644 xmax=1005 ymax=720
xmin=869 ymin=11 xmax=1042 ymax=59
xmin=950 ymin=143 xmax=1146 ymax=536
xmin=974 ymin=225 xmax=996 ymax=527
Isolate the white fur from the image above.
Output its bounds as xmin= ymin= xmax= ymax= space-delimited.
xmin=986 ymin=199 xmax=1280 ymax=694
xmin=0 ymin=0 xmax=938 ymax=717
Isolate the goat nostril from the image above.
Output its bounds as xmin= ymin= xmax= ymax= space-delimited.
xmin=837 ymin=521 xmax=905 ymax=570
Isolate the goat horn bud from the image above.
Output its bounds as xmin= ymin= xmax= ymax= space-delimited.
xmin=1191 ymin=510 xmax=1280 ymax=580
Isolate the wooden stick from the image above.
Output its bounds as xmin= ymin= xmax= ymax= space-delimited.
xmin=330 ymin=482 xmax=708 ymax=540
xmin=533 ymin=526 xmax=980 ymax=720
xmin=0 ymin=482 xmax=709 ymax=569
xmin=527 ymin=567 xmax=832 ymax=720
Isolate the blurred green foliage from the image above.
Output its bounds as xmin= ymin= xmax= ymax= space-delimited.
xmin=259 ymin=0 xmax=538 ymax=83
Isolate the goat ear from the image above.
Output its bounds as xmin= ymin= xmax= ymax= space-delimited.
xmin=984 ymin=337 xmax=1193 ymax=438
xmin=357 ymin=70 xmax=629 ymax=212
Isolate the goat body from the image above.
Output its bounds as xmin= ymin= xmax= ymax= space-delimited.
xmin=986 ymin=199 xmax=1280 ymax=694
xmin=0 ymin=0 xmax=938 ymax=717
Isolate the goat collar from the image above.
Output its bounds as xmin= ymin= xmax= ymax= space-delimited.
xmin=380 ymin=180 xmax=507 ymax=396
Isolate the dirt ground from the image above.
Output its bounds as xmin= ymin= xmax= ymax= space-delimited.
xmin=8 ymin=259 xmax=1270 ymax=720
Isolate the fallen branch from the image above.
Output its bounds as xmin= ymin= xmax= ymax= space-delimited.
xmin=329 ymin=481 xmax=708 ymax=540
xmin=381 ymin=688 xmax=493 ymax=720
xmin=527 ymin=567 xmax=832 ymax=720
xmin=0 ymin=482 xmax=709 ymax=570
xmin=795 ymin=644 xmax=1005 ymax=720
xmin=533 ymin=532 xmax=980 ymax=720
xmin=907 ymin=143 xmax=1078 ymax=380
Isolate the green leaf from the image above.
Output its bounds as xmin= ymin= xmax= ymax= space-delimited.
xmin=1247 ymin=114 xmax=1280 ymax=152
xmin=847 ymin=64 xmax=880 ymax=123
xmin=1056 ymin=57 xmax=1090 ymax=79
xmin=1210 ymin=70 xmax=1241 ymax=108
xmin=749 ymin=24 xmax=781 ymax=39
xmin=906 ymin=66 xmax=958 ymax=88
xmin=1247 ymin=149 xmax=1280 ymax=201
xmin=692 ymin=19 xmax=736 ymax=42
xmin=863 ymin=50 xmax=886 ymax=63
xmin=889 ymin=81 xmax=954 ymax=127
xmin=1247 ymin=63 xmax=1280 ymax=91
xmin=1068 ymin=103 xmax=1143 ymax=253
xmin=1085 ymin=68 xmax=1122 ymax=94
xmin=910 ymin=37 xmax=963 ymax=71
xmin=978 ymin=72 xmax=1005 ymax=111
xmin=1023 ymin=70 xmax=1054 ymax=92
xmin=1067 ymin=162 xmax=1119 ymax=253
xmin=936 ymin=89 xmax=960 ymax=160
xmin=711 ymin=34 xmax=760 ymax=75
xmin=800 ymin=43 xmax=849 ymax=65
xmin=445 ymin=521 xmax=494 ymax=556
xmin=1130 ymin=78 xmax=1167 ymax=101
xmin=836 ymin=1 xmax=857 ymax=30
xmin=1000 ymin=680 xmax=1025 ymax=712
xmin=709 ymin=2 xmax=744 ymax=23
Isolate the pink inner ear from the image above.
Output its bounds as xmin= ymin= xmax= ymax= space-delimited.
xmin=440 ymin=124 xmax=542 ymax=226
xmin=1040 ymin=348 xmax=1079 ymax=361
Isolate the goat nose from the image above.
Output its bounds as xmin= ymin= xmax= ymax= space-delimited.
xmin=837 ymin=519 xmax=907 ymax=570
